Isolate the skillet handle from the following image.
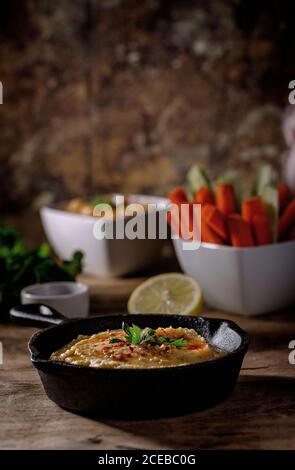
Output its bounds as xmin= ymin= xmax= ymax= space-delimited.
xmin=10 ymin=304 xmax=66 ymax=328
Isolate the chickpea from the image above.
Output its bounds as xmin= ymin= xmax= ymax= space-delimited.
xmin=80 ymin=204 xmax=93 ymax=216
xmin=67 ymin=198 xmax=84 ymax=213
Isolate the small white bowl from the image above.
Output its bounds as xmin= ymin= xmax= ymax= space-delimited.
xmin=173 ymin=238 xmax=295 ymax=315
xmin=40 ymin=194 xmax=168 ymax=277
xmin=21 ymin=282 xmax=89 ymax=318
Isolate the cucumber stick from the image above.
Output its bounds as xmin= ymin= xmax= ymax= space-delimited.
xmin=187 ymin=165 xmax=211 ymax=192
xmin=254 ymin=164 xmax=277 ymax=197
xmin=261 ymin=185 xmax=279 ymax=242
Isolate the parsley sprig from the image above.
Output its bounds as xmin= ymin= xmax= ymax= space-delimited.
xmin=0 ymin=225 xmax=83 ymax=320
xmin=109 ymin=322 xmax=187 ymax=348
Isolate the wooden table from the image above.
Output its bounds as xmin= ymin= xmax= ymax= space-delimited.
xmin=1 ymin=308 xmax=295 ymax=450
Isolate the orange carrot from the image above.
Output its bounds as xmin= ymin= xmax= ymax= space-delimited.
xmin=180 ymin=203 xmax=194 ymax=240
xmin=252 ymin=215 xmax=272 ymax=245
xmin=278 ymin=183 xmax=289 ymax=211
xmin=201 ymin=218 xmax=224 ymax=245
xmin=202 ymin=204 xmax=228 ymax=241
xmin=216 ymin=183 xmax=236 ymax=215
xmin=195 ymin=187 xmax=215 ymax=205
xmin=167 ymin=203 xmax=196 ymax=240
xmin=169 ymin=186 xmax=188 ymax=205
xmin=242 ymin=197 xmax=265 ymax=223
xmin=278 ymin=198 xmax=295 ymax=238
xmin=227 ymin=214 xmax=255 ymax=247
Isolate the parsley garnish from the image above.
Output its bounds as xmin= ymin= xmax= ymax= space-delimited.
xmin=109 ymin=338 xmax=124 ymax=344
xmin=109 ymin=323 xmax=187 ymax=348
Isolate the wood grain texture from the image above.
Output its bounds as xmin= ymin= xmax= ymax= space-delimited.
xmin=1 ymin=308 xmax=295 ymax=450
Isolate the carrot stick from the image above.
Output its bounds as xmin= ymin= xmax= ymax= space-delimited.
xmin=278 ymin=198 xmax=295 ymax=238
xmin=252 ymin=215 xmax=272 ymax=245
xmin=242 ymin=197 xmax=265 ymax=223
xmin=216 ymin=183 xmax=236 ymax=215
xmin=195 ymin=187 xmax=215 ymax=205
xmin=180 ymin=203 xmax=194 ymax=240
xmin=201 ymin=218 xmax=224 ymax=245
xmin=167 ymin=203 xmax=197 ymax=240
xmin=278 ymin=183 xmax=289 ymax=211
xmin=202 ymin=204 xmax=228 ymax=240
xmin=227 ymin=214 xmax=255 ymax=247
xmin=168 ymin=186 xmax=188 ymax=205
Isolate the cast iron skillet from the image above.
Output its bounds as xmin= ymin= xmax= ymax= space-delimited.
xmin=10 ymin=304 xmax=250 ymax=419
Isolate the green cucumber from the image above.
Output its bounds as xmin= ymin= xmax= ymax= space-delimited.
xmin=187 ymin=165 xmax=211 ymax=192
xmin=253 ymin=164 xmax=278 ymax=197
xmin=184 ymin=183 xmax=194 ymax=201
xmin=261 ymin=185 xmax=279 ymax=242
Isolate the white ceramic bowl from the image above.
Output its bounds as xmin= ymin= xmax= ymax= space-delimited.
xmin=40 ymin=195 xmax=168 ymax=277
xmin=173 ymin=238 xmax=295 ymax=315
xmin=21 ymin=282 xmax=89 ymax=318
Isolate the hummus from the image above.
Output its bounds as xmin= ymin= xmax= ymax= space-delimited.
xmin=50 ymin=325 xmax=226 ymax=369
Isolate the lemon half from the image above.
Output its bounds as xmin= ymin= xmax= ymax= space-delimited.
xmin=127 ymin=273 xmax=203 ymax=316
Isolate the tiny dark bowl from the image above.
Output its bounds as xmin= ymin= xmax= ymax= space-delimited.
xmin=10 ymin=305 xmax=249 ymax=419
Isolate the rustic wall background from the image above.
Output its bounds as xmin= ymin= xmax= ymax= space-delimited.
xmin=0 ymin=0 xmax=294 ymax=221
